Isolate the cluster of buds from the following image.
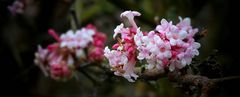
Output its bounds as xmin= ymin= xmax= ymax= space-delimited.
xmin=104 ymin=11 xmax=200 ymax=82
xmin=34 ymin=24 xmax=106 ymax=81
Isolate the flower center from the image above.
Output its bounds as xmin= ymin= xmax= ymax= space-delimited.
xmin=160 ymin=47 xmax=166 ymax=52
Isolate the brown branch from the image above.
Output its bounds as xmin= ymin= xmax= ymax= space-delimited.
xmin=212 ymin=76 xmax=240 ymax=83
xmin=135 ymin=68 xmax=240 ymax=97
xmin=77 ymin=62 xmax=240 ymax=97
xmin=168 ymin=71 xmax=240 ymax=97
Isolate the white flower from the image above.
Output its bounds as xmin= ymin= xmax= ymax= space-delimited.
xmin=120 ymin=10 xmax=141 ymax=29
xmin=177 ymin=17 xmax=191 ymax=31
xmin=76 ymin=28 xmax=95 ymax=48
xmin=104 ymin=47 xmax=138 ymax=82
xmin=60 ymin=30 xmax=76 ymax=49
xmin=120 ymin=11 xmax=141 ymax=19
xmin=104 ymin=47 xmax=128 ymax=67
xmin=113 ymin=23 xmax=124 ymax=38
xmin=166 ymin=29 xmax=188 ymax=46
xmin=156 ymin=19 xmax=173 ymax=34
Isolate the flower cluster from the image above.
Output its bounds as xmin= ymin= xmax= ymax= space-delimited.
xmin=34 ymin=24 xmax=106 ymax=81
xmin=104 ymin=11 xmax=200 ymax=82
xmin=104 ymin=11 xmax=141 ymax=82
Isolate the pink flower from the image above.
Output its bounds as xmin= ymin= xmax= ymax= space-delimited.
xmin=104 ymin=11 xmax=142 ymax=82
xmin=88 ymin=47 xmax=105 ymax=61
xmin=60 ymin=27 xmax=95 ymax=49
xmin=34 ymin=45 xmax=49 ymax=76
xmin=113 ymin=23 xmax=124 ymax=38
xmin=75 ymin=28 xmax=95 ymax=48
xmin=121 ymin=58 xmax=138 ymax=82
xmin=120 ymin=11 xmax=141 ymax=30
xmin=50 ymin=64 xmax=72 ymax=80
xmin=177 ymin=42 xmax=200 ymax=65
xmin=36 ymin=24 xmax=106 ymax=80
xmin=48 ymin=29 xmax=61 ymax=42
xmin=166 ymin=17 xmax=201 ymax=71
xmin=156 ymin=19 xmax=173 ymax=34
xmin=105 ymin=11 xmax=201 ymax=82
xmin=47 ymin=50 xmax=75 ymax=80
xmin=93 ymin=32 xmax=107 ymax=48
xmin=147 ymin=31 xmax=171 ymax=59
xmin=166 ymin=29 xmax=188 ymax=46
xmin=104 ymin=47 xmax=138 ymax=82
xmin=134 ymin=28 xmax=150 ymax=60
xmin=104 ymin=47 xmax=128 ymax=68
xmin=134 ymin=29 xmax=172 ymax=70
xmin=177 ymin=17 xmax=191 ymax=31
xmin=60 ymin=30 xmax=76 ymax=49
xmin=34 ymin=43 xmax=75 ymax=80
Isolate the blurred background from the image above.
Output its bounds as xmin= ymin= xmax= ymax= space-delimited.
xmin=0 ymin=0 xmax=236 ymax=97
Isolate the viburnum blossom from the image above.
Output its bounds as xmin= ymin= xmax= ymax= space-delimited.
xmin=137 ymin=17 xmax=200 ymax=71
xmin=34 ymin=24 xmax=106 ymax=81
xmin=104 ymin=11 xmax=141 ymax=82
xmin=60 ymin=27 xmax=95 ymax=49
xmin=134 ymin=30 xmax=172 ymax=70
xmin=104 ymin=11 xmax=201 ymax=82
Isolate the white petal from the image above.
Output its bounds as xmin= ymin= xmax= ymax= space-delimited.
xmin=131 ymin=73 xmax=139 ymax=80
xmin=181 ymin=59 xmax=187 ymax=66
xmin=193 ymin=42 xmax=201 ymax=49
xmin=123 ymin=75 xmax=134 ymax=82
xmin=183 ymin=17 xmax=191 ymax=25
xmin=148 ymin=31 xmax=155 ymax=38
xmin=120 ymin=11 xmax=131 ymax=18
xmin=161 ymin=19 xmax=168 ymax=26
xmin=164 ymin=51 xmax=172 ymax=58
xmin=142 ymin=36 xmax=149 ymax=43
xmin=87 ymin=29 xmax=95 ymax=35
xmin=193 ymin=50 xmax=199 ymax=56
xmin=60 ymin=42 xmax=67 ymax=47
xmin=170 ymin=38 xmax=177 ymax=45
xmin=104 ymin=47 xmax=110 ymax=54
xmin=178 ymin=16 xmax=183 ymax=22
xmin=137 ymin=53 xmax=145 ymax=60
xmin=132 ymin=11 xmax=141 ymax=16
xmin=66 ymin=30 xmax=75 ymax=36
xmin=113 ymin=23 xmax=124 ymax=38
xmin=185 ymin=58 xmax=192 ymax=65
xmin=156 ymin=25 xmax=162 ymax=30
xmin=179 ymin=30 xmax=187 ymax=39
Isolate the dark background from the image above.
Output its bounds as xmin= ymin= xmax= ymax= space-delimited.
xmin=0 ymin=0 xmax=237 ymax=97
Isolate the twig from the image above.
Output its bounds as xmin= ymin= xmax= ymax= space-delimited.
xmin=76 ymin=61 xmax=240 ymax=97
xmin=167 ymin=70 xmax=240 ymax=97
xmin=78 ymin=67 xmax=99 ymax=85
xmin=70 ymin=9 xmax=80 ymax=28
xmin=135 ymin=67 xmax=240 ymax=97
xmin=212 ymin=76 xmax=240 ymax=83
